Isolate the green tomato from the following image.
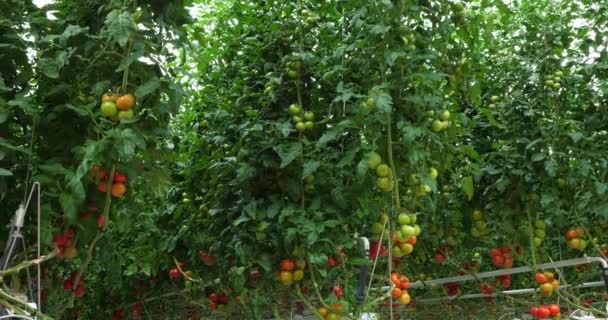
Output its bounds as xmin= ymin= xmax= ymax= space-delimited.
xmin=401 ymin=36 xmax=409 ymax=45
xmin=408 ymin=174 xmax=420 ymax=185
xmin=553 ymin=76 xmax=561 ymax=82
xmin=355 ymin=39 xmax=366 ymax=48
xmin=439 ymin=110 xmax=451 ymax=121
xmin=440 ymin=120 xmax=449 ymax=130
xmin=452 ymin=2 xmax=465 ymax=11
xmin=182 ymin=198 xmax=191 ymax=204
xmin=289 ymin=104 xmax=302 ymax=115
xmin=409 ymin=214 xmax=417 ymax=224
xmin=375 ymin=164 xmax=391 ymax=177
xmin=398 ymin=213 xmax=411 ymax=225
xmin=429 ymin=167 xmax=438 ymax=179
xmin=490 ymin=95 xmax=499 ymax=102
xmin=365 ymin=98 xmax=376 ymax=110
xmin=552 ymin=82 xmax=560 ymax=89
xmin=392 ymin=246 xmax=404 ymax=258
xmin=554 ymin=71 xmax=564 ymax=77
xmin=101 ymin=101 xmax=118 ymax=117
xmin=545 ymin=79 xmax=554 ymax=86
xmin=304 ymin=121 xmax=314 ymax=129
xmin=431 ymin=119 xmax=444 ymax=132
xmin=534 ymin=229 xmax=546 ymax=239
xmin=426 ymin=110 xmax=435 ymax=117
xmin=118 ymin=109 xmax=134 ymax=121
xmin=367 ymin=152 xmax=382 ymax=169
xmin=488 ymin=103 xmax=496 ymax=108
xmin=295 ymin=122 xmax=306 ymax=132
xmin=534 ymin=220 xmax=546 ymax=229
xmin=263 ymin=86 xmax=273 ymax=94
xmin=557 ymin=178 xmax=566 ymax=187
xmin=407 ymin=44 xmax=416 ymax=51
xmin=533 ymin=237 xmax=543 ymax=247
xmin=376 ymin=177 xmax=394 ymax=192
xmin=256 ymin=232 xmax=267 ymax=240
xmin=413 ymin=224 xmax=421 ymax=236
xmin=400 ymin=225 xmax=416 ymax=237
xmin=371 ymin=222 xmax=384 ymax=235
xmin=287 ymin=70 xmax=298 ymax=78
xmin=292 ymin=115 xmax=303 ymax=123
xmin=303 ymin=111 xmax=314 ymax=121
xmin=305 ymin=175 xmax=314 ymax=183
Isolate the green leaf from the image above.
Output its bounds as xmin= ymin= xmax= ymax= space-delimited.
xmin=480 ymin=108 xmax=504 ymax=128
xmin=0 ymin=168 xmax=12 ymax=176
xmin=38 ymin=58 xmax=60 ymax=79
xmin=468 ymin=82 xmax=482 ymax=107
xmin=59 ymin=25 xmax=89 ymax=45
xmin=461 ymin=176 xmax=474 ymax=201
xmin=544 ymin=159 xmax=558 ymax=177
xmin=273 ymin=143 xmax=301 ymax=168
xmin=303 ymin=161 xmax=320 ymax=178
xmin=0 ymin=75 xmax=11 ymax=92
xmin=105 ymin=10 xmax=134 ymax=47
xmin=317 ymin=120 xmax=353 ymax=147
xmin=135 ymin=77 xmax=161 ymax=98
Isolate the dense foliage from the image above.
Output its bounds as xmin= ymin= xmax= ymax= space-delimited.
xmin=1 ymin=0 xmax=608 ymax=319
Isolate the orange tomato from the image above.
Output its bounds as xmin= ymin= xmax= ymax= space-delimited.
xmin=575 ymin=227 xmax=585 ymax=238
xmin=534 ymin=272 xmax=548 ymax=284
xmin=392 ymin=287 xmax=403 ymax=298
xmin=407 ymin=236 xmax=417 ymax=245
xmin=111 ymin=183 xmax=127 ymax=197
xmin=280 ymin=259 xmax=295 ymax=272
xmin=116 ymin=93 xmax=135 ymax=110
xmin=565 ymin=229 xmax=578 ymax=239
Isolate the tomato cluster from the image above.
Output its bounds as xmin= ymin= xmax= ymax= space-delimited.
xmin=53 ymin=227 xmax=77 ymax=258
xmin=289 ymin=104 xmax=315 ymax=133
xmin=208 ymin=292 xmax=230 ymax=311
xmin=533 ymin=219 xmax=547 ymax=247
xmin=92 ymin=166 xmax=128 ymax=198
xmin=198 ymin=250 xmax=218 ymax=266
xmin=535 ymin=271 xmax=560 ymax=298
xmin=277 ymin=258 xmax=305 ymax=285
xmin=565 ymin=227 xmax=587 ymax=250
xmin=367 ymin=152 xmax=394 ymax=192
xmin=450 ymin=1 xmax=466 ymax=20
xmin=495 ymin=274 xmax=511 ymax=288
xmin=390 ymin=273 xmax=411 ymax=305
xmin=444 ymin=282 xmax=460 ymax=296
xmin=543 ymin=70 xmax=564 ymax=90
xmin=168 ymin=261 xmax=187 ymax=279
xmin=530 ymin=304 xmax=561 ymax=319
xmin=489 ymin=245 xmax=515 ymax=268
xmin=317 ymin=302 xmax=345 ymax=320
xmin=408 ymin=168 xmax=435 ymax=196
xmin=63 ymin=272 xmax=86 ymax=298
xmin=393 ymin=212 xmax=421 ymax=258
xmin=471 ymin=209 xmax=490 ymax=238
xmin=430 ymin=109 xmax=451 ymax=133
xmin=100 ymin=92 xmax=136 ymax=121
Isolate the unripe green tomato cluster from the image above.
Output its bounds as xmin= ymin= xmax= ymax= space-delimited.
xmin=470 ymin=209 xmax=491 ymax=238
xmin=488 ymin=95 xmax=499 ymax=108
xmin=401 ymin=32 xmax=416 ymax=51
xmin=285 ymin=59 xmax=302 ymax=79
xmin=367 ymin=152 xmax=394 ymax=192
xmin=392 ymin=212 xmax=421 ymax=258
xmin=300 ymin=9 xmax=319 ymax=25
xmin=408 ymin=168 xmax=435 ymax=197
xmin=430 ymin=110 xmax=450 ymax=132
xmin=304 ymin=174 xmax=315 ymax=193
xmin=544 ymin=70 xmax=563 ymax=90
xmin=451 ymin=2 xmax=466 ymax=19
xmin=289 ymin=104 xmax=314 ymax=132
xmin=532 ymin=219 xmax=547 ymax=247
xmin=360 ymin=97 xmax=376 ymax=111
xmin=371 ymin=213 xmax=389 ymax=239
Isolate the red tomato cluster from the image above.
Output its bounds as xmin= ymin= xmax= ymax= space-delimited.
xmin=132 ymin=301 xmax=143 ymax=317
xmin=369 ymin=240 xmax=389 ymax=259
xmin=496 ymin=274 xmax=511 ymax=288
xmin=209 ymin=292 xmax=230 ymax=311
xmin=434 ymin=243 xmax=448 ymax=264
xmin=457 ymin=260 xmax=479 ymax=275
xmin=53 ymin=227 xmax=76 ymax=257
xmin=92 ymin=166 xmax=128 ymax=198
xmin=535 ymin=272 xmax=560 ymax=297
xmin=390 ymin=272 xmax=411 ymax=305
xmin=317 ymin=302 xmax=345 ymax=320
xmin=480 ymin=282 xmax=495 ymax=302
xmin=444 ymin=282 xmax=460 ymax=296
xmin=489 ymin=245 xmax=514 ymax=268
xmin=530 ymin=304 xmax=560 ymax=319
xmin=63 ymin=272 xmax=85 ymax=298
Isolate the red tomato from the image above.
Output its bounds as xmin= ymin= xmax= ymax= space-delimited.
xmin=530 ymin=307 xmax=539 ymax=317
xmin=280 ymin=259 xmax=295 ymax=271
xmin=492 ymin=255 xmax=505 ymax=266
xmin=537 ymin=306 xmax=551 ymax=318
xmin=534 ymin=272 xmax=548 ymax=284
xmin=327 ymin=256 xmax=338 ymax=267
xmin=548 ymin=304 xmax=560 ymax=316
xmin=489 ymin=248 xmax=501 ymax=257
xmin=168 ymin=268 xmax=180 ymax=278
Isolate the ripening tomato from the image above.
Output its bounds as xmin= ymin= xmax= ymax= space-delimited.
xmin=116 ymin=93 xmax=135 ymax=110
xmin=534 ymin=272 xmax=548 ymax=284
xmin=111 ymin=183 xmax=127 ymax=197
xmin=98 ymin=181 xmax=108 ymax=193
